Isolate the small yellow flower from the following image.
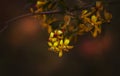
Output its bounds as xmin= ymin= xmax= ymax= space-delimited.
xmin=91 ymin=15 xmax=102 ymax=25
xmin=59 ymin=38 xmax=73 ymax=52
xmin=89 ymin=15 xmax=102 ymax=37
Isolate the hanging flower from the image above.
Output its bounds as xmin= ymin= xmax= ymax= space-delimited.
xmin=48 ymin=30 xmax=73 ymax=57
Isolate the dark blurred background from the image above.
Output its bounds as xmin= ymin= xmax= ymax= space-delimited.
xmin=0 ymin=0 xmax=120 ymax=76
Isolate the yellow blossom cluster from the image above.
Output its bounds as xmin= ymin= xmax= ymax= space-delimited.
xmin=48 ymin=30 xmax=73 ymax=57
xmin=29 ymin=0 xmax=112 ymax=57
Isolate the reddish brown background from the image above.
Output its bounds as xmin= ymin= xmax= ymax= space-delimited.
xmin=0 ymin=0 xmax=120 ymax=76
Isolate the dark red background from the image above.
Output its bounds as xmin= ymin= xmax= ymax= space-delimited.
xmin=0 ymin=0 xmax=120 ymax=76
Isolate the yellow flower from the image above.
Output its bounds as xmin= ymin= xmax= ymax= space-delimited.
xmin=80 ymin=15 xmax=102 ymax=37
xmin=57 ymin=38 xmax=73 ymax=57
xmin=91 ymin=15 xmax=102 ymax=25
xmin=59 ymin=38 xmax=73 ymax=52
xmin=48 ymin=30 xmax=73 ymax=57
xmin=90 ymin=15 xmax=102 ymax=37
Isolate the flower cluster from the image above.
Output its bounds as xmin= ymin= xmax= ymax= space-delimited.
xmin=48 ymin=30 xmax=73 ymax=57
xmin=29 ymin=0 xmax=112 ymax=57
xmin=78 ymin=1 xmax=112 ymax=37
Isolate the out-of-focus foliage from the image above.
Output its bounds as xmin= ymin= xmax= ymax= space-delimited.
xmin=30 ymin=0 xmax=112 ymax=57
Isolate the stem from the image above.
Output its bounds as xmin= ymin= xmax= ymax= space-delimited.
xmin=6 ymin=10 xmax=62 ymax=24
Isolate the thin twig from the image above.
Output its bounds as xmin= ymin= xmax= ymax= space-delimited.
xmin=0 ymin=10 xmax=62 ymax=33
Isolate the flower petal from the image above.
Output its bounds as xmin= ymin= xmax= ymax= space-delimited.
xmin=91 ymin=29 xmax=98 ymax=38
xmin=59 ymin=51 xmax=63 ymax=57
xmin=64 ymin=38 xmax=70 ymax=45
xmin=57 ymin=30 xmax=63 ymax=35
xmin=91 ymin=15 xmax=97 ymax=23
xmin=67 ymin=46 xmax=74 ymax=49
xmin=50 ymin=32 xmax=54 ymax=38
xmin=36 ymin=1 xmax=46 ymax=7
xmin=51 ymin=38 xmax=57 ymax=42
xmin=60 ymin=40 xmax=63 ymax=45
xmin=48 ymin=42 xmax=53 ymax=47
xmin=53 ymin=41 xmax=59 ymax=47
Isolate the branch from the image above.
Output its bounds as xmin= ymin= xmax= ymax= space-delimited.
xmin=6 ymin=10 xmax=62 ymax=24
xmin=0 ymin=10 xmax=63 ymax=33
xmin=0 ymin=1 xmax=98 ymax=33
